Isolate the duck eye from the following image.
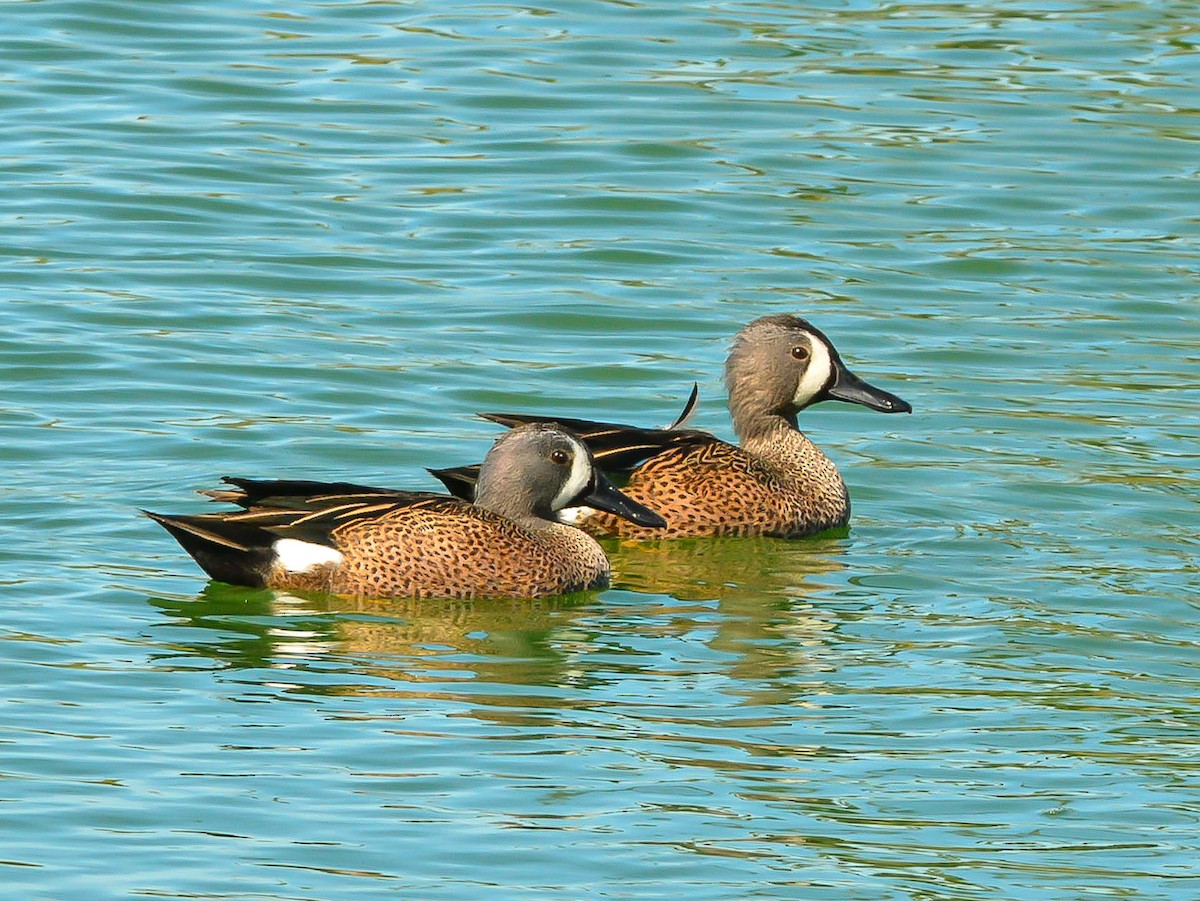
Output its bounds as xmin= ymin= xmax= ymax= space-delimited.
xmin=790 ymin=345 xmax=810 ymax=361
xmin=550 ymin=449 xmax=569 ymax=465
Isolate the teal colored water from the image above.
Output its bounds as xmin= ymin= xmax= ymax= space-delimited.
xmin=3 ymin=0 xmax=1198 ymax=897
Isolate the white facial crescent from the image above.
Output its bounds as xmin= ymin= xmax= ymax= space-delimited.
xmin=792 ymin=336 xmax=834 ymax=407
xmin=551 ymin=437 xmax=593 ymax=511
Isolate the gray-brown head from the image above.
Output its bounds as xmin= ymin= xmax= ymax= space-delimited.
xmin=474 ymin=423 xmax=667 ymax=528
xmin=724 ymin=314 xmax=911 ymax=441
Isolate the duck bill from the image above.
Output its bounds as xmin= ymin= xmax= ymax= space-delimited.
xmin=577 ymin=471 xmax=667 ymax=528
xmin=825 ymin=362 xmax=912 ymax=414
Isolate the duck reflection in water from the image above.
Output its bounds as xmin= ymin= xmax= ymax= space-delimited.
xmin=147 ymin=532 xmax=844 ymax=712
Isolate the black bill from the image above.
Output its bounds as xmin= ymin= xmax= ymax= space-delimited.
xmin=825 ymin=360 xmax=912 ymax=414
xmin=575 ymin=470 xmax=667 ymax=528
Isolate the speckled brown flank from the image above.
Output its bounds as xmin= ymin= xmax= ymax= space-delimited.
xmin=580 ymin=424 xmax=849 ymax=539
xmin=270 ymin=499 xmax=610 ymax=599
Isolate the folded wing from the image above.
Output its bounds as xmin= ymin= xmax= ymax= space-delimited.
xmin=429 ymin=384 xmax=714 ymax=501
xmin=145 ymin=478 xmax=461 ymax=586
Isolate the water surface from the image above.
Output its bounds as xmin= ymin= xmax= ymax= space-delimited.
xmin=3 ymin=1 xmax=1198 ymax=898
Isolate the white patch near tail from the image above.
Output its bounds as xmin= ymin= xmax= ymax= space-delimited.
xmin=273 ymin=538 xmax=344 ymax=573
xmin=793 ymin=336 xmax=834 ymax=407
xmin=551 ymin=438 xmax=593 ymax=511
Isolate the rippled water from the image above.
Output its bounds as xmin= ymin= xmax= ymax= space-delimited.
xmin=3 ymin=0 xmax=1199 ymax=897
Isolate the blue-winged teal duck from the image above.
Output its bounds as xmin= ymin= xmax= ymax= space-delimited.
xmin=146 ymin=423 xmax=666 ymax=599
xmin=432 ymin=315 xmax=911 ymax=539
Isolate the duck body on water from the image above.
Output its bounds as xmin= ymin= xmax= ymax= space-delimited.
xmin=434 ymin=315 xmax=912 ymax=539
xmin=147 ymin=424 xmax=665 ymax=600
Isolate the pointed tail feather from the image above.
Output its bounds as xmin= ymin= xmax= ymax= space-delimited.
xmin=665 ymin=382 xmax=700 ymax=430
xmin=144 ymin=510 xmax=275 ymax=587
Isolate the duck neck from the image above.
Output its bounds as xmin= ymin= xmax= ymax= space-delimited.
xmin=741 ymin=412 xmax=847 ymax=525
xmin=731 ymin=403 xmax=799 ymax=445
xmin=734 ymin=405 xmax=836 ymax=474
xmin=475 ymin=483 xmax=553 ymax=529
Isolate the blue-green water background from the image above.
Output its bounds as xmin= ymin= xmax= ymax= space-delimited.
xmin=3 ymin=1 xmax=1198 ymax=898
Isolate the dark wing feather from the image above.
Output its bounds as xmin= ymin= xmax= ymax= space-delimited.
xmin=665 ymin=382 xmax=700 ymax=430
xmin=234 ymin=494 xmax=462 ymax=547
xmin=204 ymin=476 xmax=404 ymax=509
xmin=150 ymin=479 xmax=468 ymax=585
xmin=426 ymin=465 xmax=480 ymax=502
xmin=479 ymin=384 xmax=712 ymax=474
xmin=430 ymin=386 xmax=714 ymax=501
xmin=211 ymin=479 xmax=454 ymax=537
xmin=478 ymin=413 xmax=712 ymax=474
